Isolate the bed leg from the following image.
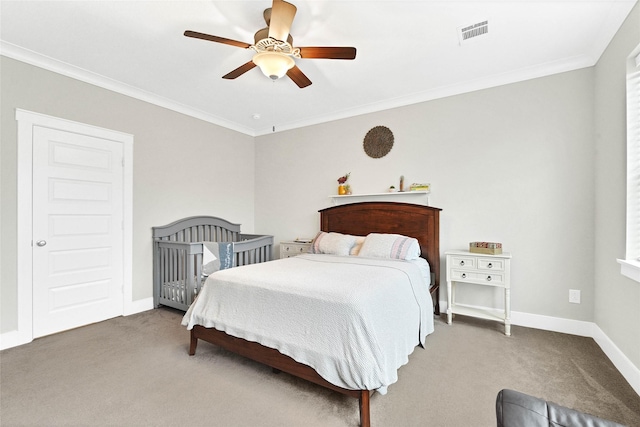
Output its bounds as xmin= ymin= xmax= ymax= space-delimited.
xmin=359 ymin=391 xmax=370 ymax=427
xmin=189 ymin=330 xmax=198 ymax=356
xmin=431 ymin=285 xmax=441 ymax=315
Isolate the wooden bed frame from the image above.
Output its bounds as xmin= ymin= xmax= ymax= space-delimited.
xmin=189 ymin=202 xmax=441 ymax=427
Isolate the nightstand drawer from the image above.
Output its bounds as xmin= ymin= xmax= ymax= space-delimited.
xmin=280 ymin=241 xmax=312 ymax=258
xmin=477 ymin=258 xmax=505 ymax=271
xmin=450 ymin=269 xmax=505 ymax=284
xmin=449 ymin=255 xmax=476 ymax=269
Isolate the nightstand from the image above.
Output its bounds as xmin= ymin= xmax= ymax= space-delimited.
xmin=446 ymin=249 xmax=512 ymax=335
xmin=280 ymin=241 xmax=312 ymax=259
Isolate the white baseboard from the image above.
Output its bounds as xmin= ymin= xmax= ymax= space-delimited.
xmin=439 ymin=300 xmax=640 ymax=396
xmin=0 ymin=330 xmax=24 ymax=351
xmin=124 ymin=297 xmax=154 ymax=316
xmin=1 ymin=297 xmax=155 ymax=351
xmin=591 ymin=324 xmax=640 ymax=396
xmin=510 ymin=310 xmax=596 ymax=337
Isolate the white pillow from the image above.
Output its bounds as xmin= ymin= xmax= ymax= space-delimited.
xmin=309 ymin=232 xmax=357 ymax=256
xmin=358 ymin=233 xmax=421 ymax=260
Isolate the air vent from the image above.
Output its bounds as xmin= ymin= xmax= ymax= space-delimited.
xmin=458 ymin=20 xmax=489 ymax=44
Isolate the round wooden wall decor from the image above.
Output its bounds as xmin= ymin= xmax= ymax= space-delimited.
xmin=363 ymin=126 xmax=394 ymax=158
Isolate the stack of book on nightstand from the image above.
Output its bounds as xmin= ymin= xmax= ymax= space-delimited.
xmin=469 ymin=241 xmax=502 ymax=255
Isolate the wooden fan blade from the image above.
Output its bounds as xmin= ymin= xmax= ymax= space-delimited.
xmin=222 ymin=61 xmax=257 ymax=79
xmin=298 ymin=46 xmax=357 ymax=60
xmin=286 ymin=65 xmax=312 ymax=88
xmin=184 ymin=30 xmax=251 ymax=49
xmin=268 ymin=0 xmax=297 ymax=42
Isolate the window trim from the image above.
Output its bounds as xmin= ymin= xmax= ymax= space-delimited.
xmin=619 ymin=46 xmax=640 ymax=283
xmin=618 ymin=259 xmax=640 ymax=282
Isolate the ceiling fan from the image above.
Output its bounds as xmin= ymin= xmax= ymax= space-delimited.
xmin=184 ymin=0 xmax=357 ymax=88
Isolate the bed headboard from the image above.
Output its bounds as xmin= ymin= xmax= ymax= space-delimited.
xmin=319 ymin=202 xmax=442 ymax=312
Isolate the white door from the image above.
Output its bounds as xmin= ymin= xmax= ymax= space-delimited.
xmin=32 ymin=126 xmax=124 ymax=338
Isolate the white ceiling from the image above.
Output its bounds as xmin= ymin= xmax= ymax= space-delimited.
xmin=1 ymin=0 xmax=637 ymax=136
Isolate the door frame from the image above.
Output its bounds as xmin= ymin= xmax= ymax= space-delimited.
xmin=15 ymin=109 xmax=134 ymax=347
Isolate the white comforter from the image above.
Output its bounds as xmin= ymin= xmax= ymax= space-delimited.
xmin=182 ymin=254 xmax=434 ymax=394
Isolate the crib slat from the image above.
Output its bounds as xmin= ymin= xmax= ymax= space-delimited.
xmin=166 ymin=248 xmax=172 ymax=300
xmin=194 ymin=252 xmax=203 ymax=300
xmin=160 ymin=247 xmax=166 ymax=300
xmin=167 ymin=248 xmax=172 ymax=300
xmin=185 ymin=249 xmax=190 ymax=303
xmin=168 ymin=251 xmax=172 ymax=302
xmin=179 ymin=248 xmax=185 ymax=304
xmin=165 ymin=247 xmax=170 ymax=300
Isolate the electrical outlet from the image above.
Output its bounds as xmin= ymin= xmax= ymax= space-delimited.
xmin=569 ymin=289 xmax=581 ymax=304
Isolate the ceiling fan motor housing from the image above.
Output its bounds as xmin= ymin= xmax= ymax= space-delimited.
xmin=254 ymin=27 xmax=293 ymax=45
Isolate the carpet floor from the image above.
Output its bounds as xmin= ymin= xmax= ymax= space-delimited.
xmin=1 ymin=307 xmax=639 ymax=426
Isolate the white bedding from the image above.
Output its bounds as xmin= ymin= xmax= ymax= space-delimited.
xmin=182 ymin=254 xmax=434 ymax=394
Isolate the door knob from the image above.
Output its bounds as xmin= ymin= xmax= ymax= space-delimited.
xmin=36 ymin=240 xmax=47 ymax=247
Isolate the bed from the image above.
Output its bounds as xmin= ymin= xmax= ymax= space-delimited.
xmin=183 ymin=202 xmax=441 ymax=427
xmin=152 ymin=216 xmax=274 ymax=311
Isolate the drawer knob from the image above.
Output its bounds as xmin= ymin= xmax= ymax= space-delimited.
xmin=461 ymin=273 xmax=466 ymax=279
xmin=486 ymin=275 xmax=492 ymax=281
xmin=488 ymin=263 xmax=493 ymax=268
xmin=460 ymin=260 xmax=465 ymax=266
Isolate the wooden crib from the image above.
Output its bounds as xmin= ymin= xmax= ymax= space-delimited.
xmin=152 ymin=216 xmax=273 ymax=311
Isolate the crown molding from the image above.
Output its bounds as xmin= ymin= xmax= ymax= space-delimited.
xmin=1 ymin=41 xmax=257 ymax=136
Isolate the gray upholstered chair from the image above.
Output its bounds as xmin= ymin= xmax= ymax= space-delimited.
xmin=496 ymin=389 xmax=625 ymax=427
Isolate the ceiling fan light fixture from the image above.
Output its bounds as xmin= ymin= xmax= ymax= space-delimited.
xmin=253 ymin=51 xmax=295 ymax=80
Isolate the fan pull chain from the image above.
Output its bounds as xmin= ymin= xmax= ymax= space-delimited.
xmin=271 ymin=80 xmax=276 ymax=132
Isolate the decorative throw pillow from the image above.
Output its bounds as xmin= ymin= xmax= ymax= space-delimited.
xmin=349 ymin=235 xmax=366 ymax=256
xmin=309 ymin=232 xmax=357 ymax=256
xmin=202 ymin=242 xmax=234 ymax=276
xmin=358 ymin=233 xmax=421 ymax=260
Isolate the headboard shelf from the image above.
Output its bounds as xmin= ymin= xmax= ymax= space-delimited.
xmin=329 ymin=191 xmax=429 ymax=205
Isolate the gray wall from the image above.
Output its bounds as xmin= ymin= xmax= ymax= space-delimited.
xmin=256 ymin=68 xmax=596 ymax=320
xmin=1 ymin=56 xmax=256 ymax=332
xmin=594 ymin=5 xmax=640 ymax=370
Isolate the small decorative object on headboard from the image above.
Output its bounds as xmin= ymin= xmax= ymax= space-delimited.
xmin=363 ymin=126 xmax=394 ymax=158
xmin=337 ymin=173 xmax=350 ymax=195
